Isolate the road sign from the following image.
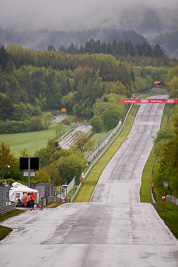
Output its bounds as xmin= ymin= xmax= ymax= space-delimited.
xmin=61 ymin=108 xmax=66 ymax=112
xmin=20 ymin=157 xmax=39 ymax=170
xmin=163 ymin=181 xmax=168 ymax=188
xmin=23 ymin=171 xmax=36 ymax=177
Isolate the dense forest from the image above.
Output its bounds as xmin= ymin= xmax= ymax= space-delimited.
xmin=0 ymin=42 xmax=178 ymax=134
xmin=0 ymin=41 xmax=178 ymax=195
xmin=58 ymin=39 xmax=165 ymax=58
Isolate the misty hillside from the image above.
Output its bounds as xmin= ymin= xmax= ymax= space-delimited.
xmin=0 ymin=28 xmax=146 ymax=51
xmin=101 ymin=4 xmax=178 ymax=58
xmin=109 ymin=5 xmax=164 ymax=34
xmin=152 ymin=30 xmax=178 ymax=59
xmin=0 ymin=3 xmax=178 ymax=58
xmin=120 ymin=6 xmax=178 ymax=58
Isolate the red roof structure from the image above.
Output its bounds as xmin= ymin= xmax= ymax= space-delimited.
xmin=154 ymin=81 xmax=161 ymax=85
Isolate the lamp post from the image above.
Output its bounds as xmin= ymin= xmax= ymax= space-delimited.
xmin=2 ymin=165 xmax=10 ymax=185
xmin=163 ymin=181 xmax=168 ymax=202
xmin=62 ymin=184 xmax=68 ymax=202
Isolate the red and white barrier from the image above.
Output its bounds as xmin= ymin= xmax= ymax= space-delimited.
xmin=122 ymin=99 xmax=177 ymax=104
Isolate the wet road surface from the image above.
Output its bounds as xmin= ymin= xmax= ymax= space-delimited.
xmin=1 ymin=97 xmax=178 ymax=267
xmin=59 ymin=124 xmax=92 ymax=149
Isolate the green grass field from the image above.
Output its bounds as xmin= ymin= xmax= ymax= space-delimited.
xmin=0 ymin=123 xmax=72 ymax=156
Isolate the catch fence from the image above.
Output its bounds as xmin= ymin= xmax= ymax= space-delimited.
xmin=0 ymin=186 xmax=11 ymax=206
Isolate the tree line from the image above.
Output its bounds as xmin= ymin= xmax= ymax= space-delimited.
xmin=0 ymin=44 xmax=177 ymax=135
xmin=58 ymin=39 xmax=166 ymax=58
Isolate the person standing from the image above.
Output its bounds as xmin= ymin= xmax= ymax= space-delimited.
xmin=23 ymin=192 xmax=27 ymax=207
xmin=31 ymin=192 xmax=35 ymax=207
xmin=27 ymin=193 xmax=31 ymax=207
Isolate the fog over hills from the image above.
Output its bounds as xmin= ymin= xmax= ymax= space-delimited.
xmin=0 ymin=0 xmax=178 ymax=57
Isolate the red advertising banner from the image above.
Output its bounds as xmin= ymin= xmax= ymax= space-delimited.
xmin=122 ymin=99 xmax=177 ymax=104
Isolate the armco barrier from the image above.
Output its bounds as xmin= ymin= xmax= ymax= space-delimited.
xmin=48 ymin=196 xmax=61 ymax=203
xmin=0 ymin=204 xmax=16 ymax=216
xmin=0 ymin=186 xmax=11 ymax=206
xmin=86 ymin=104 xmax=133 ymax=179
xmin=166 ymin=196 xmax=178 ymax=206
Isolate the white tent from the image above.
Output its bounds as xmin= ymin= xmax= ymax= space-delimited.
xmin=9 ymin=182 xmax=39 ymax=205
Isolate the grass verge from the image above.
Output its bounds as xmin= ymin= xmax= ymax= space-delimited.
xmin=153 ymin=202 xmax=178 ymax=240
xmin=74 ymin=105 xmax=140 ymax=202
xmin=0 ymin=209 xmax=24 ymax=241
xmin=45 ymin=202 xmax=64 ymax=208
xmin=0 ymin=225 xmax=13 ymax=241
xmin=140 ymin=147 xmax=155 ymax=203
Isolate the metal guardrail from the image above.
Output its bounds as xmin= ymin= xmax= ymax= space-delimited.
xmin=87 ymin=121 xmax=122 ymax=163
xmin=0 ymin=186 xmax=11 ymax=206
xmin=48 ymin=196 xmax=61 ymax=203
xmin=85 ymin=105 xmax=133 ymax=180
xmin=166 ymin=196 xmax=178 ymax=205
xmin=0 ymin=204 xmax=16 ymax=215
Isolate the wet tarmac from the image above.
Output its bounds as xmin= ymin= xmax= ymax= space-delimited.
xmin=1 ymin=96 xmax=178 ymax=267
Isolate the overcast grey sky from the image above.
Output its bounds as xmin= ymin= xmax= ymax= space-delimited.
xmin=0 ymin=0 xmax=177 ymax=30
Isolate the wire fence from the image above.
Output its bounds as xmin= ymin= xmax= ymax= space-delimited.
xmin=0 ymin=186 xmax=11 ymax=206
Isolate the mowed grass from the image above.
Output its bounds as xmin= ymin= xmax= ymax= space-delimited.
xmin=140 ymin=147 xmax=155 ymax=203
xmin=0 ymin=123 xmax=71 ymax=156
xmin=153 ymin=203 xmax=178 ymax=240
xmin=0 ymin=209 xmax=24 ymax=240
xmin=74 ymin=105 xmax=140 ymax=202
xmin=0 ymin=225 xmax=13 ymax=241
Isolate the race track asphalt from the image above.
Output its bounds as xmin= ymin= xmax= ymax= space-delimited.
xmin=1 ymin=96 xmax=178 ymax=267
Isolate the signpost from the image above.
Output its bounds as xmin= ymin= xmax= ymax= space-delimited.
xmin=20 ymin=157 xmax=39 ymax=187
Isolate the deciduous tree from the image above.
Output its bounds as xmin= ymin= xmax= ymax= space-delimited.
xmin=90 ymin=116 xmax=103 ymax=133
xmin=0 ymin=142 xmax=16 ymax=167
xmin=57 ymin=154 xmax=86 ymax=184
xmin=42 ymin=112 xmax=53 ymax=129
xmin=70 ymin=131 xmax=95 ymax=153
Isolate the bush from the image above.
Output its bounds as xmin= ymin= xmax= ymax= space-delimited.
xmin=90 ymin=116 xmax=103 ymax=133
xmin=0 ymin=116 xmax=44 ymax=134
